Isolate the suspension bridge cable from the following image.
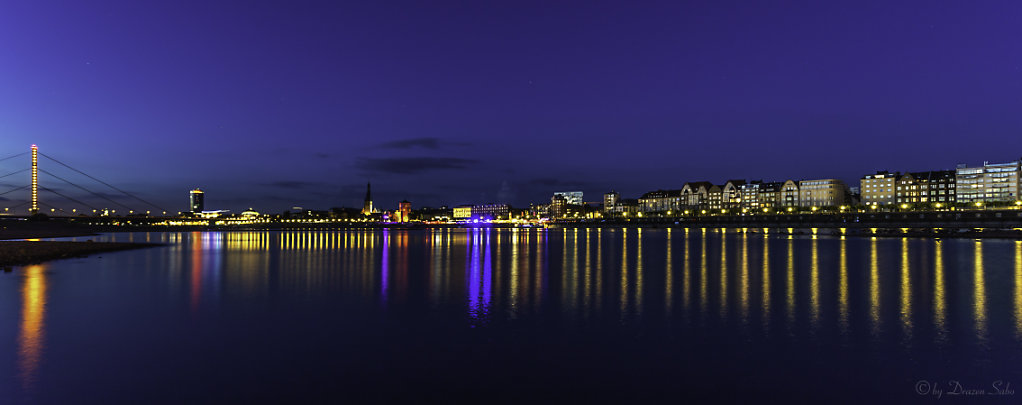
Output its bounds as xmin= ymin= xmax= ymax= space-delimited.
xmin=0 ymin=151 xmax=28 ymax=164
xmin=39 ymin=169 xmax=134 ymax=211
xmin=0 ymin=168 xmax=29 ymax=180
xmin=38 ymin=152 xmax=168 ymax=212
xmin=0 ymin=184 xmax=29 ymax=197
xmin=38 ymin=186 xmax=99 ymax=211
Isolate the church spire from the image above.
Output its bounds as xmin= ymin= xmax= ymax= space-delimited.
xmin=361 ymin=182 xmax=374 ymax=215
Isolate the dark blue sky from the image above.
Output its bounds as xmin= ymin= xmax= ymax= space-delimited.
xmin=2 ymin=1 xmax=1021 ymax=213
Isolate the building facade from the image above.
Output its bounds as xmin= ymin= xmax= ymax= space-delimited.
xmin=896 ymin=171 xmax=956 ymax=205
xmin=781 ymin=180 xmax=800 ymax=207
xmin=722 ymin=180 xmax=746 ymax=210
xmin=757 ymin=182 xmax=783 ymax=210
xmin=956 ymin=160 xmax=1022 ymax=203
xmin=453 ymin=205 xmax=472 ymax=219
xmin=395 ymin=200 xmax=411 ymax=222
xmin=681 ymin=182 xmax=712 ymax=208
xmin=798 ymin=179 xmax=848 ymax=207
xmin=472 ymin=204 xmax=511 ymax=220
xmin=860 ymin=171 xmax=898 ymax=206
xmin=638 ymin=189 xmax=683 ymax=213
xmin=603 ymin=191 xmax=620 ymax=213
xmin=739 ymin=181 xmax=762 ymax=212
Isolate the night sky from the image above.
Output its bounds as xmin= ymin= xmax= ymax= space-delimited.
xmin=2 ymin=1 xmax=1021 ymax=213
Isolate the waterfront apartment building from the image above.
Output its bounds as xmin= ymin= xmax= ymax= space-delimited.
xmin=757 ymin=182 xmax=783 ymax=210
xmin=722 ymin=180 xmax=745 ymax=210
xmin=638 ymin=189 xmax=683 ymax=213
xmin=707 ymin=184 xmax=724 ymax=210
xmin=603 ymin=191 xmax=620 ymax=213
xmin=681 ymin=182 xmax=712 ymax=208
xmin=896 ymin=171 xmax=956 ymax=205
xmin=739 ymin=181 xmax=762 ymax=212
xmin=956 ymin=160 xmax=1022 ymax=203
xmin=781 ymin=180 xmax=800 ymax=207
xmin=860 ymin=171 xmax=898 ymax=205
xmin=798 ymin=179 xmax=849 ymax=207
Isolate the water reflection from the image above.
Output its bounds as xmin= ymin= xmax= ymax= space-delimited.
xmin=934 ymin=240 xmax=947 ymax=343
xmin=870 ymin=238 xmax=880 ymax=336
xmin=974 ymin=241 xmax=987 ymax=343
xmin=900 ymin=238 xmax=912 ymax=344
xmin=1016 ymin=241 xmax=1022 ymax=339
xmin=18 ymin=264 xmax=47 ymax=392
xmin=25 ymin=229 xmax=1022 ymax=360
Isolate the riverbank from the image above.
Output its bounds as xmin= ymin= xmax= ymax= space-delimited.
xmin=0 ymin=241 xmax=161 ymax=267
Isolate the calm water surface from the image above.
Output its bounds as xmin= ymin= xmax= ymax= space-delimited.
xmin=2 ymin=228 xmax=1021 ymax=403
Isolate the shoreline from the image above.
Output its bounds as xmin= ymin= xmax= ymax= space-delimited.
xmin=0 ymin=241 xmax=161 ymax=267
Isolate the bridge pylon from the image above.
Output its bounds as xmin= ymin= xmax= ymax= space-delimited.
xmin=31 ymin=144 xmax=38 ymax=214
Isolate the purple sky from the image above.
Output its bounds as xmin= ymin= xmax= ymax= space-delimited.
xmin=2 ymin=1 xmax=1021 ymax=213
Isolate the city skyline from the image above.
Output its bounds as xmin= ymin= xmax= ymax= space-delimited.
xmin=3 ymin=1 xmax=1022 ymax=212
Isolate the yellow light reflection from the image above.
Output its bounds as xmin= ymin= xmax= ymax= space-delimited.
xmin=633 ymin=229 xmax=641 ymax=315
xmin=700 ymin=228 xmax=708 ymax=316
xmin=810 ymin=237 xmax=819 ymax=327
xmin=18 ymin=265 xmax=47 ymax=391
xmin=786 ymin=238 xmax=795 ymax=326
xmin=740 ymin=232 xmax=749 ymax=325
xmin=901 ymin=238 xmax=912 ymax=342
xmin=934 ymin=240 xmax=946 ymax=342
xmin=761 ymin=234 xmax=770 ymax=332
xmin=1015 ymin=241 xmax=1022 ymax=339
xmin=838 ymin=237 xmax=849 ymax=334
xmin=870 ymin=238 xmax=880 ymax=337
xmin=974 ymin=241 xmax=987 ymax=342
xmin=720 ymin=231 xmax=728 ymax=318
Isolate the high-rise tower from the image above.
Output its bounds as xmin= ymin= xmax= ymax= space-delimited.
xmin=361 ymin=182 xmax=374 ymax=215
xmin=190 ymin=189 xmax=205 ymax=213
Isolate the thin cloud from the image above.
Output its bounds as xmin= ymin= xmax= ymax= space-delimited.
xmin=378 ymin=137 xmax=469 ymax=150
xmin=356 ymin=157 xmax=478 ymax=175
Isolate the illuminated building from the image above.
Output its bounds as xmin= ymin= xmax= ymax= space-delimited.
xmin=955 ymin=160 xmax=1021 ymax=203
xmin=896 ymin=171 xmax=955 ymax=204
xmin=638 ymin=189 xmax=683 ymax=213
xmin=707 ymin=184 xmax=723 ymax=210
xmin=860 ymin=171 xmax=898 ymax=205
xmin=739 ymin=181 xmax=763 ymax=211
xmin=471 ymin=204 xmax=510 ymax=220
xmin=396 ymin=200 xmax=411 ymax=222
xmin=189 ymin=189 xmax=204 ymax=213
xmin=453 ymin=205 xmax=472 ymax=219
xmin=553 ymin=191 xmax=583 ymax=205
xmin=757 ymin=182 xmax=783 ymax=209
xmin=361 ymin=182 xmax=376 ymax=215
xmin=603 ymin=191 xmax=620 ymax=213
xmin=781 ymin=180 xmax=800 ymax=207
xmin=798 ymin=179 xmax=849 ymax=207
xmin=681 ymin=182 xmax=712 ymax=208
xmin=550 ymin=194 xmax=568 ymax=217
xmin=241 ymin=208 xmax=260 ymax=218
xmin=722 ymin=180 xmax=746 ymax=210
